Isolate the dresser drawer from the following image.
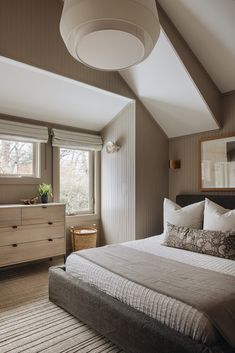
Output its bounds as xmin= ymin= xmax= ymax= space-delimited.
xmin=0 ymin=238 xmax=65 ymax=267
xmin=0 ymin=207 xmax=21 ymax=228
xmin=0 ymin=222 xmax=65 ymax=247
xmin=22 ymin=205 xmax=65 ymax=225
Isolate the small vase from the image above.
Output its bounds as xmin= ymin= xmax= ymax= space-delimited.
xmin=41 ymin=194 xmax=48 ymax=204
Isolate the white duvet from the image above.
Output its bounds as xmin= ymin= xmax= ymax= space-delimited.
xmin=66 ymin=234 xmax=235 ymax=345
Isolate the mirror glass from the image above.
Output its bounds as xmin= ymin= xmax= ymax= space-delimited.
xmin=200 ymin=135 xmax=235 ymax=190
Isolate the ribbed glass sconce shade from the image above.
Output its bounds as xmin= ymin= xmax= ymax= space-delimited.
xmin=60 ymin=0 xmax=160 ymax=71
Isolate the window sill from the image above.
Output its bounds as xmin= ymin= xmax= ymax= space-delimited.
xmin=0 ymin=177 xmax=43 ymax=185
xmin=66 ymin=213 xmax=100 ymax=223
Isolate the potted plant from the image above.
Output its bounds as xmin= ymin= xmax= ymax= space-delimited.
xmin=38 ymin=183 xmax=53 ymax=204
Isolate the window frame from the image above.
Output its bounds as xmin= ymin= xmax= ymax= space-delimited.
xmin=59 ymin=147 xmax=95 ymax=216
xmin=0 ymin=137 xmax=41 ymax=179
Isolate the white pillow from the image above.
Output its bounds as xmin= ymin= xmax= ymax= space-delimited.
xmin=203 ymin=198 xmax=235 ymax=231
xmin=163 ymin=198 xmax=204 ymax=232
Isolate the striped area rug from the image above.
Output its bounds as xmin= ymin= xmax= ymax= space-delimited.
xmin=0 ymin=260 xmax=123 ymax=353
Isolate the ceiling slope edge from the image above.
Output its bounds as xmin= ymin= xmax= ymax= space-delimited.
xmin=116 ymin=73 xmax=169 ymax=139
xmin=100 ymin=100 xmax=134 ymax=132
xmin=156 ymin=1 xmax=222 ymax=128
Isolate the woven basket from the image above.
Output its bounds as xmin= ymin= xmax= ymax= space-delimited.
xmin=70 ymin=226 xmax=97 ymax=252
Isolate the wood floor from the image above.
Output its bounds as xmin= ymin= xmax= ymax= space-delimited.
xmin=0 ymin=258 xmax=61 ymax=309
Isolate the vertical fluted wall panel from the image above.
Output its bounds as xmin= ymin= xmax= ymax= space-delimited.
xmin=0 ymin=0 xmax=169 ymax=241
xmin=101 ymin=103 xmax=136 ymax=244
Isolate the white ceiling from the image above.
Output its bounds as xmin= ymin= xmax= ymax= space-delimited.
xmin=120 ymin=30 xmax=218 ymax=138
xmin=158 ymin=0 xmax=235 ymax=93
xmin=2 ymin=0 xmax=231 ymax=139
xmin=0 ymin=56 xmax=131 ymax=132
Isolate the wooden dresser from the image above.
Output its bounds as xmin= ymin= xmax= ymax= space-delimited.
xmin=0 ymin=203 xmax=65 ymax=267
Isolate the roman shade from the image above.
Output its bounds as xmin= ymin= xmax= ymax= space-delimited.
xmin=51 ymin=129 xmax=103 ymax=151
xmin=0 ymin=119 xmax=48 ymax=143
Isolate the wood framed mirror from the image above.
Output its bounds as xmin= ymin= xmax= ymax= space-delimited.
xmin=199 ymin=134 xmax=235 ymax=191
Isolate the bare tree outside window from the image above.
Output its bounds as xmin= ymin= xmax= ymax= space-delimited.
xmin=60 ymin=148 xmax=93 ymax=215
xmin=0 ymin=139 xmax=35 ymax=176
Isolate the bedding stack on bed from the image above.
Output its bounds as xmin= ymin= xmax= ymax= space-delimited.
xmin=50 ymin=197 xmax=235 ymax=353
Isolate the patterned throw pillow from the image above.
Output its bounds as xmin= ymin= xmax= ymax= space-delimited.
xmin=164 ymin=223 xmax=235 ymax=260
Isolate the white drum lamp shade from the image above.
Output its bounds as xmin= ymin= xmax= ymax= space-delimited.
xmin=60 ymin=0 xmax=160 ymax=71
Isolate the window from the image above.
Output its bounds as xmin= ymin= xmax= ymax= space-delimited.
xmin=59 ymin=148 xmax=94 ymax=215
xmin=0 ymin=138 xmax=40 ymax=178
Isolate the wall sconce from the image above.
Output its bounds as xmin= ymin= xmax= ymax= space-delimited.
xmin=169 ymin=160 xmax=181 ymax=169
xmin=106 ymin=141 xmax=120 ymax=154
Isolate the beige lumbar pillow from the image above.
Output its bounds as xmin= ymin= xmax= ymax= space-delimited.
xmin=164 ymin=223 xmax=235 ymax=260
xmin=163 ymin=198 xmax=204 ymax=232
xmin=204 ymin=198 xmax=235 ymax=231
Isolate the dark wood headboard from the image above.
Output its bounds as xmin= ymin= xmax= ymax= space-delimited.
xmin=176 ymin=194 xmax=235 ymax=210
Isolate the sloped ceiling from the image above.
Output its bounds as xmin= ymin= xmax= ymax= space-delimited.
xmin=0 ymin=0 xmax=230 ymax=138
xmin=0 ymin=56 xmax=131 ymax=132
xmin=120 ymin=30 xmax=218 ymax=138
xmin=158 ymin=0 xmax=235 ymax=93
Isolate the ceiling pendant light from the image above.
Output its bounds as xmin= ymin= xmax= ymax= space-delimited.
xmin=60 ymin=0 xmax=160 ymax=71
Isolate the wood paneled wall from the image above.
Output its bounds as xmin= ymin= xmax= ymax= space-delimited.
xmin=136 ymin=109 xmax=169 ymax=238
xmin=169 ymin=93 xmax=235 ymax=201
xmin=0 ymin=0 xmax=169 ymax=243
xmin=101 ymin=103 xmax=136 ymax=244
xmin=101 ymin=100 xmax=169 ymax=244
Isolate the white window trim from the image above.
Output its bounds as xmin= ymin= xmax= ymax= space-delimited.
xmin=0 ymin=138 xmax=41 ymax=179
xmin=61 ymin=149 xmax=94 ymax=216
xmin=0 ymin=143 xmax=47 ymax=185
xmin=53 ymin=147 xmax=100 ymax=219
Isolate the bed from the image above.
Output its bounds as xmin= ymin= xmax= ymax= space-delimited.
xmin=49 ymin=195 xmax=235 ymax=353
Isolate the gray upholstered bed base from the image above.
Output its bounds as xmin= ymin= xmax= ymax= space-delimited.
xmin=49 ymin=266 xmax=233 ymax=353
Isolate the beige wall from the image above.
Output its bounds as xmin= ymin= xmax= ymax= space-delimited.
xmin=0 ymin=0 xmax=169 ymax=241
xmin=101 ymin=104 xmax=136 ymax=244
xmin=0 ymin=114 xmax=98 ymax=205
xmin=0 ymin=0 xmax=121 ymax=96
xmin=136 ymin=110 xmax=169 ymax=238
xmin=157 ymin=2 xmax=221 ymax=127
xmin=0 ymin=142 xmax=51 ymax=204
xmin=169 ymin=93 xmax=235 ymax=201
xmin=0 ymin=0 xmax=158 ymax=106
xmin=101 ymin=100 xmax=169 ymax=244
xmin=0 ymin=114 xmax=101 ymax=252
